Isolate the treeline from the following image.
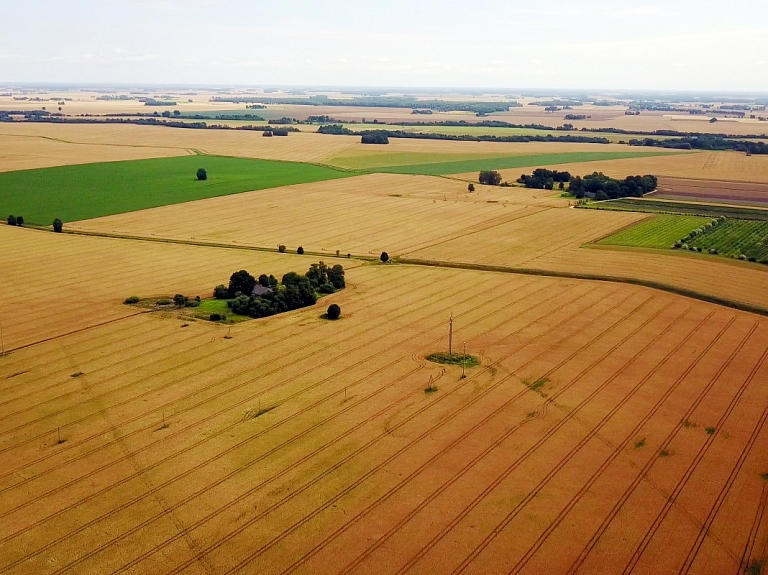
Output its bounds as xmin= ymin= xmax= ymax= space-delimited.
xmin=215 ymin=262 xmax=345 ymax=319
xmin=17 ymin=115 xmax=298 ymax=132
xmin=628 ymin=135 xmax=768 ymax=154
xmin=317 ymin=125 xmax=611 ymax=144
xmin=568 ymin=173 xmax=658 ymax=200
xmin=210 ymin=95 xmax=521 ymax=114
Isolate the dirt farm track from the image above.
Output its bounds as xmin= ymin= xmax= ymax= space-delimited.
xmin=1 ymin=225 xmax=768 ymax=574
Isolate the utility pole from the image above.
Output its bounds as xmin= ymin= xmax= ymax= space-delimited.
xmin=448 ymin=314 xmax=453 ymax=355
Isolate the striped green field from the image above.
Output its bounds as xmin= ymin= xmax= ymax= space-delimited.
xmin=686 ymin=219 xmax=768 ymax=262
xmin=598 ymin=215 xmax=713 ymax=249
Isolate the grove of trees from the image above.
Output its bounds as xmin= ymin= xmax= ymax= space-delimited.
xmin=215 ymin=262 xmax=345 ymax=319
xmin=479 ymin=170 xmax=502 ymax=186
xmin=517 ymin=169 xmax=571 ymax=190
xmin=568 ymin=173 xmax=657 ymax=200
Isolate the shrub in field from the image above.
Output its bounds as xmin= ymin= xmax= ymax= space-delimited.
xmin=213 ymin=284 xmax=229 ymax=299
xmin=157 ymin=298 xmax=171 ymax=306
xmin=16 ymin=216 xmax=24 ymax=226
xmin=297 ymin=246 xmax=304 ymax=254
xmin=479 ymin=170 xmax=502 ymax=186
xmin=196 ymin=168 xmax=207 ymax=181
xmin=210 ymin=313 xmax=222 ymax=321
xmin=173 ymin=294 xmax=188 ymax=308
xmin=318 ymin=283 xmax=335 ymax=294
xmin=185 ymin=299 xmax=200 ymax=307
xmin=380 ymin=251 xmax=389 ymax=263
xmin=6 ymin=215 xmax=16 ymax=226
xmin=326 ymin=304 xmax=341 ymax=320
xmin=53 ymin=218 xmax=63 ymax=233
xmin=278 ymin=244 xmax=286 ymax=253
xmin=124 ymin=295 xmax=140 ymax=304
xmin=468 ymin=183 xmax=475 ymax=193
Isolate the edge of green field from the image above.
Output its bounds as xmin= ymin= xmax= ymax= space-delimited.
xmin=0 ymin=155 xmax=353 ymax=225
xmin=598 ymin=215 xmax=713 ymax=249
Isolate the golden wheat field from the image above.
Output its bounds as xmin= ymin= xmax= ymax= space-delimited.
xmin=456 ymin=150 xmax=768 ymax=185
xmin=0 ymin=225 xmax=359 ymax=351
xmin=1 ymin=247 xmax=768 ymax=574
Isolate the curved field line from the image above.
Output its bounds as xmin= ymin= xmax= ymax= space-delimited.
xmin=0 ymin=272 xmax=553 ymax=572
xmin=621 ymin=339 xmax=768 ymax=574
xmin=48 ymin=276 xmax=592 ymax=575
xmin=564 ymin=319 xmax=761 ymax=575
xmin=278 ymin=294 xmax=661 ymax=575
xmin=507 ymin=316 xmax=745 ymax=574
xmin=0 ymin=270 xmax=509 ymax=525
xmin=447 ymin=307 xmax=710 ymax=575
xmin=0 ymin=264 xmax=397 ymax=432
xmin=191 ymin=286 xmax=644 ymax=575
xmin=0 ymin=268 xmax=412 ymax=487
xmin=680 ymin=393 xmax=768 ymax=574
xmin=0 ymin=266 xmax=432 ymax=454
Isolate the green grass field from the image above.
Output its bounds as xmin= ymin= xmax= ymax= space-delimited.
xmin=368 ymin=151 xmax=676 ymax=176
xmin=0 ymin=155 xmax=351 ymax=224
xmin=598 ymin=215 xmax=712 ymax=249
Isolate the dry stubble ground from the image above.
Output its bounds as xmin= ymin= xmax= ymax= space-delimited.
xmin=0 ymin=253 xmax=767 ymax=575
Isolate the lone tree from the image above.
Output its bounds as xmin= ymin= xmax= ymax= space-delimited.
xmin=196 ymin=168 xmax=207 ymax=181
xmin=297 ymin=246 xmax=304 ymax=255
xmin=468 ymin=183 xmax=475 ymax=192
xmin=479 ymin=170 xmax=502 ymax=186
xmin=380 ymin=251 xmax=389 ymax=263
xmin=7 ymin=215 xmax=16 ymax=226
xmin=173 ymin=294 xmax=188 ymax=308
xmin=327 ymin=304 xmax=341 ymax=320
xmin=15 ymin=216 xmax=23 ymax=226
xmin=278 ymin=244 xmax=286 ymax=253
xmin=228 ymin=269 xmax=256 ymax=297
xmin=53 ymin=218 xmax=63 ymax=233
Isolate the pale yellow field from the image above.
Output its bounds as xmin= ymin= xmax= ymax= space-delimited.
xmin=0 ymin=225 xmax=360 ymax=351
xmin=455 ymin=150 xmax=768 ymax=185
xmin=0 ymin=123 xmax=360 ymax=167
xmin=66 ymin=173 xmax=636 ymax=255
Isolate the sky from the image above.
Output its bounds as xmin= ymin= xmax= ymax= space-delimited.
xmin=2 ymin=0 xmax=767 ymax=92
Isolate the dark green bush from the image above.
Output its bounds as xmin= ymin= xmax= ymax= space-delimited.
xmin=124 ymin=295 xmax=140 ymax=304
xmin=210 ymin=313 xmax=222 ymax=321
xmin=327 ymin=304 xmax=341 ymax=320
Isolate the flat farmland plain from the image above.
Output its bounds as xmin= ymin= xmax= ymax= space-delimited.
xmin=0 ymin=225 xmax=358 ymax=351
xmin=67 ymin=173 xmax=642 ymax=256
xmin=651 ymin=177 xmax=768 ymax=207
xmin=1 ymin=261 xmax=767 ymax=575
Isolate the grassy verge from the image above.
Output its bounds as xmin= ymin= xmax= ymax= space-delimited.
xmin=0 ymin=155 xmax=353 ymax=225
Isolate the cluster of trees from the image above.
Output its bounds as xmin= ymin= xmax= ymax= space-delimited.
xmin=479 ymin=171 xmax=503 ymax=186
xmin=6 ymin=215 xmax=24 ymax=226
xmin=517 ymin=169 xmax=571 ymax=190
xmin=361 ymin=133 xmax=389 ymax=144
xmin=568 ymin=173 xmax=658 ymax=200
xmin=214 ymin=263 xmax=345 ymax=319
xmin=628 ymin=135 xmax=768 ymax=154
xmin=262 ymin=129 xmax=289 ymax=136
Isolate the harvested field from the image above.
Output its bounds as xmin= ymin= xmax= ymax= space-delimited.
xmin=456 ymin=150 xmax=768 ymax=185
xmin=67 ymin=173 xmax=629 ymax=257
xmin=0 ymin=224 xmax=358 ymax=351
xmin=0 ymin=123 xmax=360 ymax=166
xmin=652 ymin=177 xmax=768 ymax=207
xmin=0 ymin=130 xmax=190 ymax=172
xmin=1 ymin=259 xmax=768 ymax=575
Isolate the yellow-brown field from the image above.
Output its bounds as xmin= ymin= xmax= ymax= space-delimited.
xmin=0 ymin=225 xmax=359 ymax=351
xmin=2 ymin=242 xmax=768 ymax=574
xmin=3 ymin=116 xmax=768 ymax=575
xmin=456 ymin=150 xmax=768 ymax=185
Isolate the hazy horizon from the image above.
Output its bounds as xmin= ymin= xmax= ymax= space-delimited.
xmin=3 ymin=0 xmax=767 ymax=91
